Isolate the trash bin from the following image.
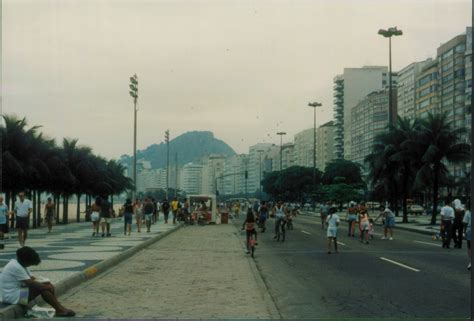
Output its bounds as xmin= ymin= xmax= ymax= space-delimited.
xmin=220 ymin=211 xmax=229 ymax=224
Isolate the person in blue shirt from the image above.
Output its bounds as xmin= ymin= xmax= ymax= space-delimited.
xmin=0 ymin=195 xmax=9 ymax=249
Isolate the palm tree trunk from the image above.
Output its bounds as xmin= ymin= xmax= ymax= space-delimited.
xmin=76 ymin=194 xmax=81 ymax=223
xmin=32 ymin=190 xmax=37 ymax=229
xmin=55 ymin=194 xmax=60 ymax=223
xmin=402 ymin=164 xmax=409 ymax=223
xmin=111 ymin=195 xmax=114 ymax=208
xmin=62 ymin=195 xmax=67 ymax=224
xmin=37 ymin=192 xmax=42 ymax=227
xmin=10 ymin=192 xmax=16 ymax=229
xmin=431 ymin=165 xmax=440 ymax=225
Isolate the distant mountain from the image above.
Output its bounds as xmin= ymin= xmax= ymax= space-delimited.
xmin=119 ymin=131 xmax=236 ymax=168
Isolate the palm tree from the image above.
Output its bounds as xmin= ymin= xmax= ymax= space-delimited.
xmin=411 ymin=113 xmax=470 ymax=225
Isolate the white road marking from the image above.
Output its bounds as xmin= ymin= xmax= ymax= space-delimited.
xmin=413 ymin=240 xmax=439 ymax=247
xmin=380 ymin=257 xmax=420 ymax=272
xmin=301 ymin=230 xmax=311 ymax=235
xmin=336 ymin=241 xmax=346 ymax=246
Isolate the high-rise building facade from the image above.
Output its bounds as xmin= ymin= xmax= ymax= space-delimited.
xmin=350 ymin=89 xmax=396 ymax=173
xmin=294 ymin=128 xmax=313 ymax=168
xmin=397 ymin=59 xmax=433 ymax=120
xmin=415 ymin=60 xmax=439 ymax=119
xmin=181 ymin=163 xmax=203 ymax=195
xmin=248 ymin=143 xmax=273 ymax=193
xmin=316 ymin=121 xmax=336 ymax=171
xmin=281 ymin=143 xmax=296 ymax=170
xmin=332 ymin=66 xmax=391 ymax=160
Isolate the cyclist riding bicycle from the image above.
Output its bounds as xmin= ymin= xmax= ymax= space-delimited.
xmin=272 ymin=201 xmax=287 ymax=241
xmin=241 ymin=209 xmax=258 ymax=254
xmin=257 ymin=201 xmax=269 ymax=233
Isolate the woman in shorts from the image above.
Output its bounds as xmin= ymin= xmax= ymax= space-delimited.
xmin=0 ymin=196 xmax=9 ymax=249
xmin=358 ymin=204 xmax=370 ymax=244
xmin=134 ymin=199 xmax=143 ymax=233
xmin=346 ymin=201 xmax=358 ymax=237
xmin=90 ymin=197 xmax=101 ymax=237
xmin=44 ymin=198 xmax=55 ymax=233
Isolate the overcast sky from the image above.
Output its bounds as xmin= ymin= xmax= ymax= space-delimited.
xmin=2 ymin=0 xmax=472 ymax=159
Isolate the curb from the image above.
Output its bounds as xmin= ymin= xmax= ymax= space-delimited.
xmin=230 ymin=222 xmax=281 ymax=319
xmin=0 ymin=224 xmax=183 ymax=320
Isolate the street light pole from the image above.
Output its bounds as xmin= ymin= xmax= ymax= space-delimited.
xmin=277 ymin=132 xmax=286 ymax=171
xmin=129 ymin=74 xmax=139 ymax=199
xmin=308 ymin=102 xmax=322 ymax=185
xmin=165 ymin=130 xmax=170 ymax=199
xmin=378 ymin=26 xmax=403 ymax=125
xmin=257 ymin=150 xmax=264 ymax=194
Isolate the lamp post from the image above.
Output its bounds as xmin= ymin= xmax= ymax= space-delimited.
xmin=308 ymin=102 xmax=322 ymax=185
xmin=164 ymin=130 xmax=170 ymax=199
xmin=378 ymin=26 xmax=402 ymax=125
xmin=276 ymin=132 xmax=286 ymax=171
xmin=256 ymin=150 xmax=264 ymax=194
xmin=129 ymin=74 xmax=139 ymax=199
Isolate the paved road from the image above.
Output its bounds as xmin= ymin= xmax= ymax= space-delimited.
xmin=58 ymin=224 xmax=279 ymax=319
xmin=237 ymin=214 xmax=470 ymax=320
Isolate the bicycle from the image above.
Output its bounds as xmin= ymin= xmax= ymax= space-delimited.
xmin=275 ymin=217 xmax=286 ymax=242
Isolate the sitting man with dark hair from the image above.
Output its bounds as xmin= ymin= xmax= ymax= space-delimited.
xmin=1 ymin=246 xmax=75 ymax=317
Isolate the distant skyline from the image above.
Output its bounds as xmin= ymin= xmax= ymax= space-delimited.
xmin=2 ymin=0 xmax=472 ymax=159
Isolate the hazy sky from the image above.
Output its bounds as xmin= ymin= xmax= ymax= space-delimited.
xmin=3 ymin=0 xmax=472 ymax=159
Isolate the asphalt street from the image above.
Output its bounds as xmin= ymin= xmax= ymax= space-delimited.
xmin=236 ymin=213 xmax=471 ymax=320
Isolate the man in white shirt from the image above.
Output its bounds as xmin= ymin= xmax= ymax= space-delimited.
xmin=1 ymin=247 xmax=75 ymax=316
xmin=14 ymin=192 xmax=32 ymax=247
xmin=440 ymin=198 xmax=455 ymax=249
xmin=463 ymin=207 xmax=471 ymax=270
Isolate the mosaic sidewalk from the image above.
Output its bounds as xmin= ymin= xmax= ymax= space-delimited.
xmin=0 ymin=219 xmax=179 ymax=285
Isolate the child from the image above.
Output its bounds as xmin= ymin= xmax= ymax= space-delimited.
xmin=368 ymin=219 xmax=375 ymax=240
xmin=242 ymin=209 xmax=258 ymax=254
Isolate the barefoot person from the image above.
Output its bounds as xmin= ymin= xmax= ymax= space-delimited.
xmin=123 ymin=199 xmax=134 ymax=236
xmin=91 ymin=197 xmax=101 ymax=236
xmin=44 ymin=198 xmax=55 ymax=233
xmin=14 ymin=192 xmax=33 ymax=247
xmin=375 ymin=205 xmax=395 ymax=240
xmin=1 ymin=247 xmax=75 ymax=317
xmin=463 ymin=205 xmax=471 ymax=270
xmin=0 ymin=196 xmax=9 ymax=249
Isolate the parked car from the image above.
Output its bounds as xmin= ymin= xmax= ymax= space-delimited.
xmin=408 ymin=204 xmax=424 ymax=215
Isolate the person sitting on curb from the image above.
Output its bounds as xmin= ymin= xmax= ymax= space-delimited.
xmin=1 ymin=246 xmax=76 ymax=317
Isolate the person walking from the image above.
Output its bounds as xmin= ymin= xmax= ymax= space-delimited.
xmin=143 ymin=197 xmax=154 ymax=233
xmin=462 ymin=204 xmax=471 ymax=270
xmin=90 ymin=197 xmax=101 ymax=236
xmin=99 ymin=195 xmax=113 ymax=237
xmin=320 ymin=202 xmax=329 ymax=230
xmin=375 ymin=205 xmax=395 ymax=240
xmin=452 ymin=199 xmax=465 ymax=249
xmin=358 ymin=202 xmax=370 ymax=244
xmin=171 ymin=197 xmax=179 ymax=224
xmin=152 ymin=198 xmax=158 ymax=224
xmin=1 ymin=246 xmax=76 ymax=317
xmin=346 ymin=201 xmax=358 ymax=237
xmin=440 ymin=198 xmax=455 ymax=249
xmin=0 ymin=196 xmax=9 ymax=250
xmin=326 ymin=207 xmax=340 ymax=254
xmin=161 ymin=199 xmax=170 ymax=224
xmin=14 ymin=192 xmax=33 ymax=247
xmin=44 ymin=198 xmax=55 ymax=233
xmin=134 ymin=199 xmax=143 ymax=233
xmin=122 ymin=199 xmax=134 ymax=236
xmin=258 ymin=201 xmax=269 ymax=233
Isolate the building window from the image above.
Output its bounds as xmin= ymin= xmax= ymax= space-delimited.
xmin=455 ymin=43 xmax=466 ymax=53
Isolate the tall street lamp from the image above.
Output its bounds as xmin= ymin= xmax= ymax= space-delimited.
xmin=378 ymin=26 xmax=402 ymax=125
xmin=257 ymin=149 xmax=264 ymax=194
xmin=308 ymin=102 xmax=322 ymax=185
xmin=164 ymin=130 xmax=170 ymax=199
xmin=129 ymin=74 xmax=138 ymax=199
xmin=276 ymin=132 xmax=287 ymax=171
